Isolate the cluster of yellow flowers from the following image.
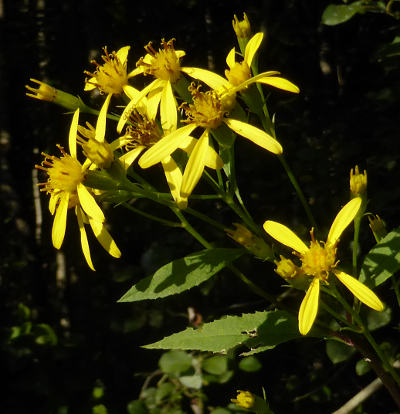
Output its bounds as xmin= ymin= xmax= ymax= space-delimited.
xmin=27 ymin=13 xmax=383 ymax=335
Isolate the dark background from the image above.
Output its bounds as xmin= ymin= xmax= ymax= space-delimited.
xmin=1 ymin=0 xmax=399 ymax=413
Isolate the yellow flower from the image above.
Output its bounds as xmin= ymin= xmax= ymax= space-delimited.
xmin=117 ymin=93 xmax=222 ymax=207
xmin=231 ymin=390 xmax=255 ymax=409
xmin=35 ymin=109 xmax=121 ymax=270
xmin=84 ymin=46 xmax=139 ymax=121
xmin=184 ymin=32 xmax=299 ymax=107
xmin=350 ymin=165 xmax=367 ymax=197
xmin=138 ymin=83 xmax=281 ymax=204
xmin=263 ymin=198 xmax=384 ymax=335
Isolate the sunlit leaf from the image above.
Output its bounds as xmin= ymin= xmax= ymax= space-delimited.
xmin=143 ymin=310 xmax=300 ymax=353
xmin=118 ymin=248 xmax=243 ymax=302
xmin=359 ymin=227 xmax=400 ymax=287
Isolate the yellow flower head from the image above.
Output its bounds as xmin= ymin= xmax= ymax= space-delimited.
xmin=37 ymin=145 xmax=85 ymax=199
xmin=76 ymin=122 xmax=114 ymax=169
xmin=84 ymin=46 xmax=130 ymax=95
xmin=264 ymin=198 xmax=384 ymax=335
xmin=274 ymin=255 xmax=301 ymax=280
xmin=181 ymin=83 xmax=226 ymax=129
xmin=137 ymin=38 xmax=182 ymax=83
xmin=231 ymin=390 xmax=255 ymax=409
xmin=35 ymin=110 xmax=121 ymax=270
xmin=232 ymin=13 xmax=252 ymax=40
xmin=123 ymin=110 xmax=163 ymax=150
xmin=350 ymin=165 xmax=367 ymax=197
xmin=25 ymin=79 xmax=57 ymax=102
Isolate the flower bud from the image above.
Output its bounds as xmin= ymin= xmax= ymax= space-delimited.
xmin=368 ymin=214 xmax=387 ymax=243
xmin=350 ymin=165 xmax=367 ymax=198
xmin=25 ymin=78 xmax=81 ymax=110
xmin=232 ymin=13 xmax=252 ymax=40
xmin=231 ymin=390 xmax=255 ymax=409
xmin=226 ymin=223 xmax=272 ymax=260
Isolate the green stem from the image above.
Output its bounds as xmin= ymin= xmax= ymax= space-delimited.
xmin=277 ymin=154 xmax=317 ymax=228
xmin=184 ymin=207 xmax=227 ymax=232
xmin=122 ymin=202 xmax=182 ymax=228
xmin=353 ymin=216 xmax=361 ymax=277
xmin=331 ymin=283 xmax=400 ymax=388
xmin=172 ymin=208 xmax=212 ymax=248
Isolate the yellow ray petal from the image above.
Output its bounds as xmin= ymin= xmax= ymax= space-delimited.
xmin=263 ymin=220 xmax=309 ymax=254
xmin=95 ymin=93 xmax=112 ymax=142
xmin=181 ymin=130 xmax=209 ymax=199
xmin=299 ymin=278 xmax=320 ymax=335
xmin=69 ymin=109 xmax=80 ymax=159
xmin=160 ymin=81 xmax=177 ymax=133
xmin=119 ymin=146 xmax=145 ymax=170
xmin=76 ymin=207 xmax=95 ymax=271
xmin=84 ymin=81 xmax=96 ymax=91
xmin=88 ymin=218 xmax=121 ymax=258
xmin=122 ymin=84 xmax=140 ymax=101
xmin=176 ymin=50 xmax=186 ymax=59
xmin=127 ymin=66 xmax=143 ymax=78
xmin=334 ymin=270 xmax=384 ymax=312
xmin=254 ymin=75 xmax=300 ymax=94
xmin=178 ymin=135 xmax=223 ymax=170
xmin=161 ymin=156 xmax=183 ymax=204
xmin=49 ymin=193 xmax=59 ymax=215
xmin=226 ymin=47 xmax=236 ymax=69
xmin=147 ymin=88 xmax=162 ymax=121
xmin=139 ymin=124 xmax=197 ymax=169
xmin=116 ymin=45 xmax=130 ymax=65
xmin=244 ymin=32 xmax=263 ymax=67
xmin=181 ymin=67 xmax=230 ymax=90
xmin=224 ymin=118 xmax=283 ymax=154
xmin=52 ymin=192 xmax=69 ymax=249
xmin=327 ymin=197 xmax=362 ymax=246
xmin=77 ymin=183 xmax=105 ymax=222
xmin=109 ymin=136 xmax=132 ymax=151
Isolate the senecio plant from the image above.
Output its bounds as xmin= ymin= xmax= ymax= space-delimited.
xmin=27 ymin=13 xmax=400 ymax=413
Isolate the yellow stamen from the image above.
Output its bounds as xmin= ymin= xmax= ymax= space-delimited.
xmin=300 ymin=229 xmax=337 ymax=280
xmin=123 ymin=110 xmax=162 ymax=150
xmin=84 ymin=47 xmax=129 ymax=95
xmin=36 ymin=145 xmax=85 ymax=195
xmin=181 ymin=83 xmax=226 ymax=129
xmin=137 ymin=38 xmax=182 ymax=83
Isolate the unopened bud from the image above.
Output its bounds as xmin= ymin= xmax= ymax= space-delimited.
xmin=368 ymin=215 xmax=387 ymax=243
xmin=350 ymin=165 xmax=367 ymax=197
xmin=26 ymin=78 xmax=81 ymax=110
xmin=226 ymin=223 xmax=272 ymax=260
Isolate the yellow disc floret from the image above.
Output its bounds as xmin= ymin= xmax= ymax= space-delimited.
xmin=137 ymin=38 xmax=182 ymax=83
xmin=36 ymin=145 xmax=85 ymax=195
xmin=300 ymin=229 xmax=337 ymax=280
xmin=182 ymin=83 xmax=226 ymax=129
xmin=123 ymin=110 xmax=162 ymax=150
xmin=85 ymin=47 xmax=129 ymax=95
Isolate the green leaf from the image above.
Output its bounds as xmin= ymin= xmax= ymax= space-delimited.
xmin=321 ymin=2 xmax=364 ymax=26
xmin=159 ymin=350 xmax=193 ymax=375
xmin=143 ymin=310 xmax=300 ymax=353
xmin=203 ymin=355 xmax=229 ymax=375
xmin=210 ymin=409 xmax=231 ymax=414
xmin=359 ymin=227 xmax=400 ymax=288
xmin=367 ymin=307 xmax=391 ymax=331
xmin=118 ymin=248 xmax=243 ymax=302
xmin=355 ymin=359 xmax=371 ymax=376
xmin=127 ymin=400 xmax=148 ymax=414
xmin=179 ymin=374 xmax=202 ymax=389
xmin=238 ymin=356 xmax=262 ymax=372
xmin=326 ymin=340 xmax=355 ymax=364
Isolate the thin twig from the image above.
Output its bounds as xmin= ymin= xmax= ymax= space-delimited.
xmin=332 ymin=377 xmax=383 ymax=414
